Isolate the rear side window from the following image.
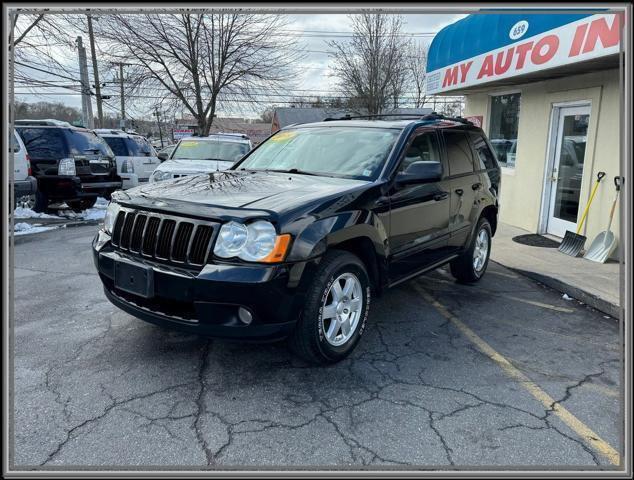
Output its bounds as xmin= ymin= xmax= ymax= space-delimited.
xmin=16 ymin=127 xmax=68 ymax=159
xmin=443 ymin=130 xmax=475 ymax=176
xmin=66 ymin=130 xmax=113 ymax=156
xmin=103 ymin=137 xmax=129 ymax=156
xmin=468 ymin=132 xmax=497 ymax=170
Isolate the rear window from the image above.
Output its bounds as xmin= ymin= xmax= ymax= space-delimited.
xmin=468 ymin=132 xmax=497 ymax=170
xmin=16 ymin=127 xmax=68 ymax=159
xmin=127 ymin=136 xmax=154 ymax=156
xmin=102 ymin=137 xmax=128 ymax=156
xmin=66 ymin=130 xmax=113 ymax=156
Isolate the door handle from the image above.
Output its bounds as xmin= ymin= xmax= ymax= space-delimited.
xmin=433 ymin=192 xmax=448 ymax=201
xmin=472 ymin=182 xmax=482 ymax=190
xmin=455 ymin=188 xmax=464 ymax=196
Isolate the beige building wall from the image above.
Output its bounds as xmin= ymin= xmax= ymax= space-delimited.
xmin=463 ymin=69 xmax=621 ymax=251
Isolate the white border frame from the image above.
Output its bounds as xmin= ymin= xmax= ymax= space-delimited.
xmin=487 ymin=89 xmax=522 ymax=175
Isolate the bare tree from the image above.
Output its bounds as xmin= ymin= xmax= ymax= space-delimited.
xmin=96 ymin=13 xmax=301 ymax=135
xmin=328 ymin=14 xmax=410 ymax=115
xmin=406 ymin=41 xmax=428 ymax=108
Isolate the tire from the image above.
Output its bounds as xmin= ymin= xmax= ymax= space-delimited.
xmin=32 ymin=191 xmax=50 ymax=213
xmin=67 ymin=197 xmax=97 ymax=213
xmin=289 ymin=250 xmax=371 ymax=365
xmin=450 ymin=217 xmax=492 ymax=283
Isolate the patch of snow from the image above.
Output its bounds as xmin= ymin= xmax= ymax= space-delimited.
xmin=562 ymin=293 xmax=573 ymax=301
xmin=14 ymin=207 xmax=57 ymax=219
xmin=14 ymin=222 xmax=57 ymax=236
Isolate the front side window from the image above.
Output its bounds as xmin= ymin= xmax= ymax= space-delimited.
xmin=399 ymin=132 xmax=441 ymax=173
xmin=489 ymin=92 xmax=521 ymax=168
xmin=443 ymin=130 xmax=474 ymax=176
xmin=237 ymin=127 xmax=400 ymax=180
xmin=172 ymin=139 xmax=250 ymax=163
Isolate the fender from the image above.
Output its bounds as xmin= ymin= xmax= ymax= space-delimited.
xmin=285 ymin=210 xmax=389 ymax=262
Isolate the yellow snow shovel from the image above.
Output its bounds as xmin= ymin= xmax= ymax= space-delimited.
xmin=584 ymin=176 xmax=622 ymax=263
xmin=558 ymin=171 xmax=605 ymax=256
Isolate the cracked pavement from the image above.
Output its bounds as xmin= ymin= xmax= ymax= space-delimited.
xmin=11 ymin=225 xmax=622 ymax=469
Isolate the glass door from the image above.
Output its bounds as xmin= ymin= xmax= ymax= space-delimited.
xmin=546 ymin=105 xmax=591 ymax=237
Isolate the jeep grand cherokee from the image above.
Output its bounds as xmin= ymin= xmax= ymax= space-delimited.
xmin=93 ymin=113 xmax=500 ymax=364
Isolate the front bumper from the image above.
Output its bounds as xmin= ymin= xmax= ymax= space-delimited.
xmin=93 ymin=231 xmax=306 ymax=341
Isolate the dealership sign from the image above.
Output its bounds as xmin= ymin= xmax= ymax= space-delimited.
xmin=173 ymin=128 xmax=194 ymax=140
xmin=426 ymin=13 xmax=620 ymax=94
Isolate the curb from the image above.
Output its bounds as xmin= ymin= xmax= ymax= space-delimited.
xmin=498 ymin=263 xmax=620 ymax=319
xmin=13 ymin=221 xmax=100 ymax=245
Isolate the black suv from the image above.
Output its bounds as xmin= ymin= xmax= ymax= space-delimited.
xmin=15 ymin=120 xmax=122 ymax=212
xmin=93 ymin=114 xmax=500 ymax=364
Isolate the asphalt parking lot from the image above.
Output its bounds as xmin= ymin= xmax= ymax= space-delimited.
xmin=12 ymin=224 xmax=622 ymax=469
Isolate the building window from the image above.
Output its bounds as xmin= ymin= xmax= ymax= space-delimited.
xmin=489 ymin=93 xmax=521 ymax=168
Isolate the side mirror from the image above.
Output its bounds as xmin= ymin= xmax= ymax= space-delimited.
xmin=396 ymin=161 xmax=442 ymax=186
xmin=157 ymin=152 xmax=168 ymax=162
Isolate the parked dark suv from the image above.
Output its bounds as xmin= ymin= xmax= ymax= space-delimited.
xmin=93 ymin=113 xmax=500 ymax=364
xmin=15 ymin=120 xmax=122 ymax=212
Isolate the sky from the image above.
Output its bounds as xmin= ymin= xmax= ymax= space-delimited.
xmin=14 ymin=12 xmax=467 ymax=120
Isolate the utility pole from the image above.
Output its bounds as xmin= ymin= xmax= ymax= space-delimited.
xmin=154 ymin=108 xmax=164 ymax=148
xmin=118 ymin=62 xmax=126 ymax=131
xmin=87 ymin=15 xmax=103 ymax=128
xmin=76 ymin=36 xmax=94 ymax=128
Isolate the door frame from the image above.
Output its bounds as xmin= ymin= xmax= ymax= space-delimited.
xmin=538 ymin=100 xmax=592 ymax=236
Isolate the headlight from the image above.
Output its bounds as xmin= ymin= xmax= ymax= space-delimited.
xmin=103 ymin=202 xmax=120 ymax=234
xmin=151 ymin=170 xmax=171 ymax=183
xmin=121 ymin=159 xmax=135 ymax=173
xmin=58 ymin=158 xmax=76 ymax=176
xmin=213 ymin=220 xmax=291 ymax=263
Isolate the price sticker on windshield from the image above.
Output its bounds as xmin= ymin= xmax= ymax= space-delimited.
xmin=271 ymin=131 xmax=298 ymax=143
xmin=179 ymin=140 xmax=202 ymax=149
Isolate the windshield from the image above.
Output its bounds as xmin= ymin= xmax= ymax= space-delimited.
xmin=237 ymin=127 xmax=400 ymax=179
xmin=172 ymin=139 xmax=249 ymax=162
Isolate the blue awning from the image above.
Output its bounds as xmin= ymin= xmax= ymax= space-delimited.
xmin=428 ymin=12 xmax=596 ymax=72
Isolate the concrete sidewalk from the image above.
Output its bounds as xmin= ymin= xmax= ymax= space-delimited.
xmin=491 ymin=223 xmax=621 ymax=318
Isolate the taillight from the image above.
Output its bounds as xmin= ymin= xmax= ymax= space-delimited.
xmin=26 ymin=154 xmax=32 ymax=176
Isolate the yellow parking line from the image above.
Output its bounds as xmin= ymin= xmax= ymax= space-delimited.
xmin=413 ymin=284 xmax=620 ymax=466
xmin=507 ymin=295 xmax=575 ymax=313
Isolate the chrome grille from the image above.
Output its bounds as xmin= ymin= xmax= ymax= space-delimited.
xmin=111 ymin=208 xmax=217 ymax=267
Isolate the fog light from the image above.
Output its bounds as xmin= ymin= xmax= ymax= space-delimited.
xmin=238 ymin=307 xmax=253 ymax=325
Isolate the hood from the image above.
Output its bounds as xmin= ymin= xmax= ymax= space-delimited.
xmin=117 ymin=170 xmax=368 ymax=215
xmin=158 ymin=158 xmax=234 ymax=174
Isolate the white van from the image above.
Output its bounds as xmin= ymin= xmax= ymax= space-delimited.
xmin=10 ymin=129 xmax=37 ymax=200
xmin=94 ymin=129 xmax=160 ymax=189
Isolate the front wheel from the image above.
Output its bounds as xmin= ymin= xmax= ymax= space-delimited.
xmin=450 ymin=217 xmax=492 ymax=283
xmin=289 ymin=250 xmax=371 ymax=364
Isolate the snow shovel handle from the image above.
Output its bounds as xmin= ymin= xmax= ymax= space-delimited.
xmin=576 ymin=171 xmax=605 ymax=234
xmin=606 ymin=176 xmax=623 ymax=233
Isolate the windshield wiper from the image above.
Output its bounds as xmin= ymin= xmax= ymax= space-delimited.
xmin=263 ymin=168 xmax=324 ymax=177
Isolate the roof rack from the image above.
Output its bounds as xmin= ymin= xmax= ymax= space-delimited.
xmin=322 ymin=112 xmax=473 ymax=125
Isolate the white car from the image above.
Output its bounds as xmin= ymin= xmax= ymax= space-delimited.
xmin=94 ymin=129 xmax=160 ymax=189
xmin=150 ymin=134 xmax=252 ymax=183
xmin=11 ymin=129 xmax=37 ymax=201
